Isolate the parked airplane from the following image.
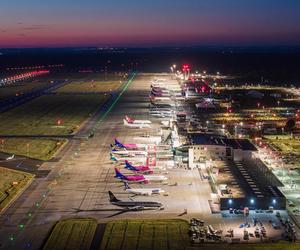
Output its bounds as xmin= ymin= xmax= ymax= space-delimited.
xmin=6 ymin=154 xmax=15 ymax=160
xmin=123 ymin=119 xmax=151 ymax=128
xmin=150 ymin=92 xmax=163 ymax=98
xmin=123 ymin=182 xmax=165 ymax=196
xmin=150 ymin=113 xmax=173 ymax=118
xmin=110 ymin=153 xmax=119 ymax=162
xmin=114 ymin=168 xmax=148 ymax=183
xmin=125 ymin=160 xmax=153 ymax=174
xmin=114 ymin=168 xmax=167 ymax=183
xmin=149 ymin=109 xmax=173 ymax=114
xmin=149 ymin=108 xmax=173 ymax=113
xmin=153 ymin=78 xmax=166 ymax=82
xmin=111 ymin=148 xmax=147 ymax=157
xmin=151 ymin=87 xmax=170 ymax=94
xmin=149 ymin=103 xmax=175 ymax=109
xmin=151 ymin=85 xmax=168 ymax=91
xmin=145 ymin=174 xmax=168 ymax=182
xmin=149 ymin=103 xmax=175 ymax=108
xmin=149 ymin=96 xmax=171 ymax=102
xmin=125 ymin=115 xmax=151 ymax=124
xmin=114 ymin=138 xmax=145 ymax=150
xmin=110 ymin=152 xmax=145 ymax=162
xmin=111 ymin=142 xmax=147 ymax=154
xmin=133 ymin=135 xmax=161 ymax=144
xmin=108 ymin=191 xmax=163 ymax=210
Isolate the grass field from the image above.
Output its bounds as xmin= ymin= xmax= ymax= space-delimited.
xmin=264 ymin=135 xmax=300 ymax=154
xmin=187 ymin=243 xmax=300 ymax=250
xmin=210 ymin=112 xmax=286 ymax=123
xmin=43 ymin=218 xmax=97 ymax=250
xmin=263 ymin=135 xmax=300 ymax=165
xmin=0 ymin=138 xmax=66 ymax=161
xmin=54 ymin=72 xmax=126 ymax=93
xmin=52 ymin=72 xmax=126 ymax=82
xmin=0 ymin=94 xmax=107 ymax=160
xmin=100 ymin=219 xmax=190 ymax=250
xmin=0 ymin=77 xmax=53 ymax=101
xmin=0 ymin=166 xmax=34 ymax=211
xmin=56 ymin=80 xmax=123 ymax=93
xmin=0 ymin=94 xmax=108 ymax=135
xmin=0 ymin=72 xmax=126 ymax=161
xmin=215 ymin=87 xmax=293 ymax=109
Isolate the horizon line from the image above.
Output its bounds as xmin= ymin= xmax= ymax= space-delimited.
xmin=1 ymin=44 xmax=300 ymax=50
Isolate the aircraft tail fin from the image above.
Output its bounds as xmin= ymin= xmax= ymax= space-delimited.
xmin=110 ymin=153 xmax=117 ymax=161
xmin=124 ymin=182 xmax=130 ymax=190
xmin=114 ymin=138 xmax=125 ymax=148
xmin=114 ymin=168 xmax=125 ymax=179
xmin=125 ymin=115 xmax=134 ymax=123
xmin=125 ymin=160 xmax=134 ymax=170
xmin=108 ymin=191 xmax=119 ymax=202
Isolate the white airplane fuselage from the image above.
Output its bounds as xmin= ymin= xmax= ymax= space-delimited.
xmin=130 ymin=120 xmax=152 ymax=124
xmin=144 ymin=175 xmax=168 ymax=182
xmin=126 ymin=188 xmax=165 ymax=196
xmin=123 ymin=119 xmax=151 ymax=128
xmin=112 ymin=150 xmax=147 ymax=156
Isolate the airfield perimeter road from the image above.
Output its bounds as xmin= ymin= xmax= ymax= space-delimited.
xmin=0 ymin=73 xmax=215 ymax=250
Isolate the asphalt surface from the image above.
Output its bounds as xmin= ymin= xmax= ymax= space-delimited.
xmin=0 ymin=73 xmax=163 ymax=249
xmin=0 ymin=73 xmax=289 ymax=249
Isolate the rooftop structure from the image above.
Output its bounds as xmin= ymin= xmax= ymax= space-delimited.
xmin=215 ymin=160 xmax=286 ymax=210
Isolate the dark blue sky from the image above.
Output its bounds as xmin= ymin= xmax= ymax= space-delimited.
xmin=1 ymin=0 xmax=300 ymax=47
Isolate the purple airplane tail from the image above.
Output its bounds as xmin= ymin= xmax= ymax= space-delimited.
xmin=114 ymin=138 xmax=125 ymax=148
xmin=125 ymin=160 xmax=137 ymax=171
xmin=114 ymin=168 xmax=126 ymax=179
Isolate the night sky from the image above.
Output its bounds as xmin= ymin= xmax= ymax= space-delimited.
xmin=1 ymin=0 xmax=300 ymax=48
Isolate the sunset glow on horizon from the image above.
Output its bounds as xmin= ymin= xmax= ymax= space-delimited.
xmin=1 ymin=0 xmax=300 ymax=48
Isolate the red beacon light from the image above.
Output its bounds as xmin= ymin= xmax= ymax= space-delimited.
xmin=182 ymin=64 xmax=190 ymax=72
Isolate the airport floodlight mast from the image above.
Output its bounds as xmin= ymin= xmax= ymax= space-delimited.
xmin=170 ymin=65 xmax=177 ymax=79
xmin=170 ymin=64 xmax=177 ymax=73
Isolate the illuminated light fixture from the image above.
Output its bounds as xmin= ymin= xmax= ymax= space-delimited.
xmin=228 ymin=199 xmax=233 ymax=204
xmin=250 ymin=199 xmax=254 ymax=204
xmin=182 ymin=64 xmax=190 ymax=71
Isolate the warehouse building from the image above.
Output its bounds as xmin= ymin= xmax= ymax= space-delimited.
xmin=187 ymin=133 xmax=257 ymax=168
xmin=216 ymin=161 xmax=286 ymax=210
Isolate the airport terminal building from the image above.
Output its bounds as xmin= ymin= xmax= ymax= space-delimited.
xmin=187 ymin=133 xmax=256 ymax=166
xmin=186 ymin=133 xmax=286 ymax=210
